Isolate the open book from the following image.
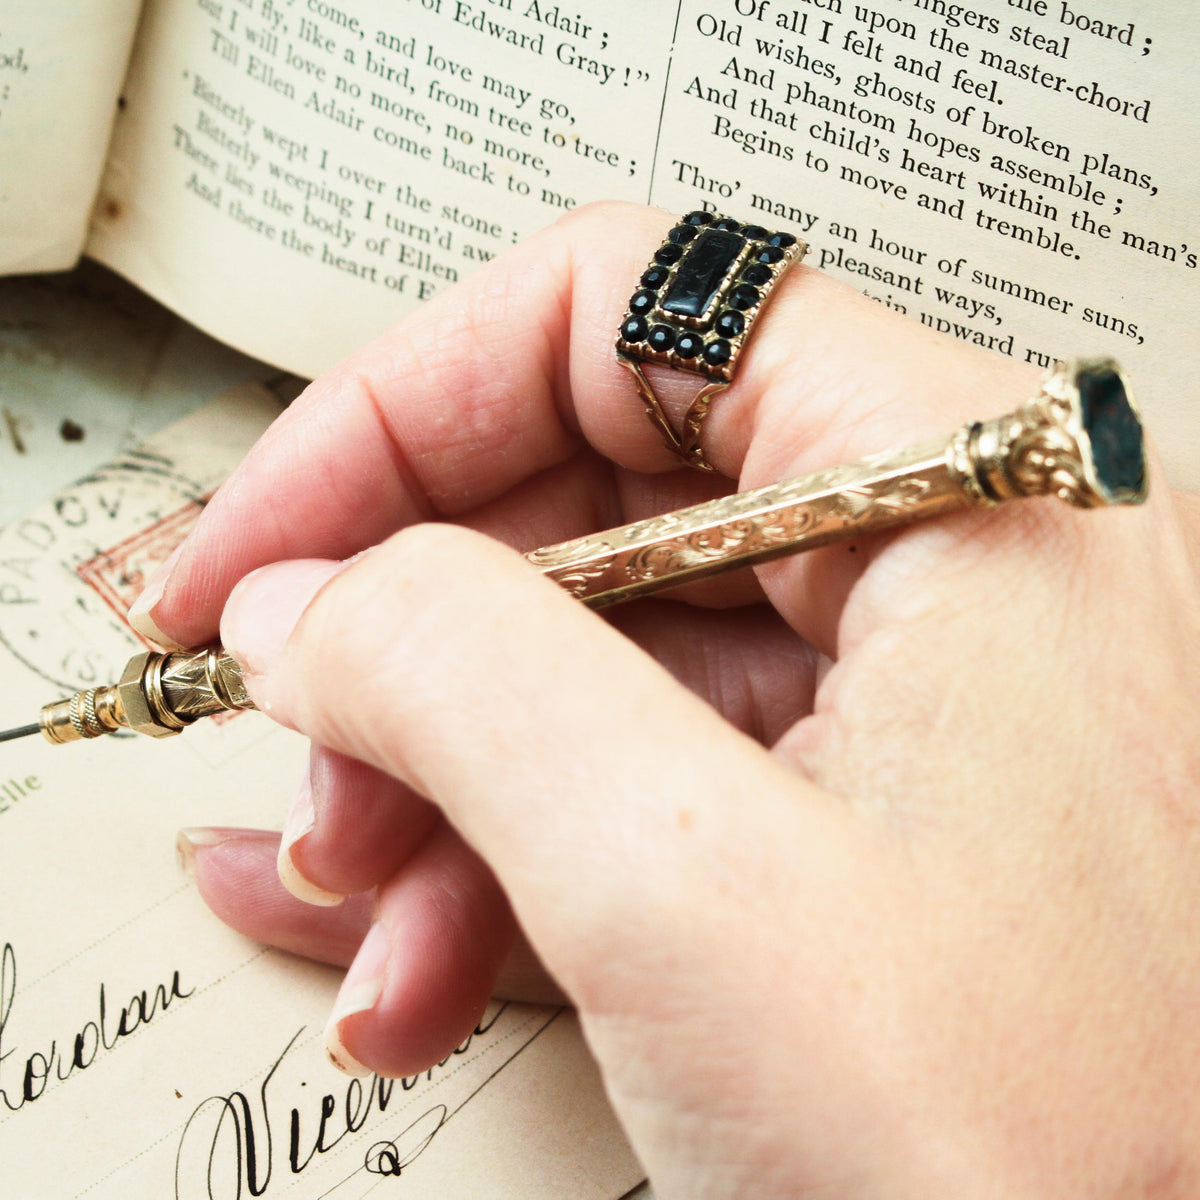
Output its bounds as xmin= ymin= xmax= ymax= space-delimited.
xmin=2 ymin=0 xmax=1196 ymax=483
xmin=0 ymin=2 xmax=1193 ymax=1193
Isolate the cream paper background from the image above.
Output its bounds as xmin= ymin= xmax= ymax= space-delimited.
xmin=0 ymin=384 xmax=641 ymax=1199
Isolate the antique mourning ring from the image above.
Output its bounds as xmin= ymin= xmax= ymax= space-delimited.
xmin=6 ymin=358 xmax=1143 ymax=747
xmin=616 ymin=211 xmax=807 ymax=472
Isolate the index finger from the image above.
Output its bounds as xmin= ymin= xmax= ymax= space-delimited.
xmin=133 ymin=199 xmax=1035 ymax=650
xmin=134 ymin=200 xmax=673 ymax=647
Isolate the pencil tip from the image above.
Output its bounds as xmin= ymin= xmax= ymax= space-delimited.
xmin=0 ymin=723 xmax=41 ymax=744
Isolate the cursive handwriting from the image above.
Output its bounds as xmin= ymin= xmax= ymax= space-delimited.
xmin=363 ymin=1107 xmax=447 ymax=1177
xmin=0 ymin=940 xmax=193 ymax=1111
xmin=175 ymin=1028 xmax=294 ymax=1199
xmin=176 ymin=1004 xmax=511 ymax=1198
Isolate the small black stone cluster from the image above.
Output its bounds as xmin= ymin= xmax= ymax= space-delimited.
xmin=618 ymin=211 xmax=799 ymax=377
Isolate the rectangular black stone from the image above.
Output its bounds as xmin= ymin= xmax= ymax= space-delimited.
xmin=661 ymin=229 xmax=745 ymax=319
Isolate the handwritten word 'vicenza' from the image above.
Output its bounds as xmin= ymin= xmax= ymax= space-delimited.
xmin=175 ymin=1005 xmax=509 ymax=1197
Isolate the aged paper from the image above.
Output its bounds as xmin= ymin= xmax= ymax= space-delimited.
xmin=0 ymin=0 xmax=141 ymax=273
xmin=0 ymin=2 xmax=1195 ymax=480
xmin=86 ymin=0 xmax=669 ymax=377
xmin=0 ymin=263 xmax=292 ymax=528
xmin=0 ymin=388 xmax=641 ymax=1199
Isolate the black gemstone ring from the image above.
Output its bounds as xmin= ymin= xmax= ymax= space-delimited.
xmin=616 ymin=211 xmax=807 ymax=472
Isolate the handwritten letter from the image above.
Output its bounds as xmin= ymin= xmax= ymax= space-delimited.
xmin=0 ymin=390 xmax=639 ymax=1199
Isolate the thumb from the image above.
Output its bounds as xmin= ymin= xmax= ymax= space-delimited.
xmin=218 ymin=525 xmax=847 ymax=1008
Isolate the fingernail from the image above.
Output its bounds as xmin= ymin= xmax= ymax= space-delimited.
xmin=221 ymin=559 xmax=344 ymax=680
xmin=176 ymin=826 xmax=240 ymax=878
xmin=324 ymin=920 xmax=390 ymax=1077
xmin=277 ymin=772 xmax=345 ymax=907
xmin=128 ymin=544 xmax=186 ymax=650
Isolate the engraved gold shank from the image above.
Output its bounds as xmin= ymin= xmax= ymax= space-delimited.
xmin=531 ymin=357 xmax=1146 ymax=608
xmin=529 ymin=439 xmax=957 ymax=608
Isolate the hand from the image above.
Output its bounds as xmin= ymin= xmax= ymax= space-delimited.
xmin=148 ymin=202 xmax=1200 ymax=1198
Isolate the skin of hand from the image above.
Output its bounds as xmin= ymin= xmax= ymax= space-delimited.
xmin=142 ymin=202 xmax=1200 ymax=1199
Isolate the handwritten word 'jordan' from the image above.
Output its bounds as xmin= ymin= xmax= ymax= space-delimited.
xmin=0 ymin=940 xmax=193 ymax=1110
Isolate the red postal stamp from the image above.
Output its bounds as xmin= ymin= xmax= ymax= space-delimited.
xmin=75 ymin=497 xmax=208 ymax=639
xmin=74 ymin=494 xmax=243 ymax=727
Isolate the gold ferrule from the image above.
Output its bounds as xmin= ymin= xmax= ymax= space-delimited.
xmin=38 ymin=686 xmax=125 ymax=744
xmin=143 ymin=653 xmax=189 ymax=732
xmin=39 ymin=648 xmax=255 ymax=744
xmin=157 ymin=649 xmax=256 ymax=722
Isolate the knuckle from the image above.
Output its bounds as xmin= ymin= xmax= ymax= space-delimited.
xmin=385 ymin=521 xmax=487 ymax=574
xmin=553 ymin=197 xmax=636 ymax=236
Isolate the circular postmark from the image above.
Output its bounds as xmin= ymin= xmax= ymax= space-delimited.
xmin=0 ymin=458 xmax=203 ymax=695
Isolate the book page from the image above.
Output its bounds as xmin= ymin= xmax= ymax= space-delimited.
xmin=86 ymin=0 xmax=1200 ymax=486
xmin=0 ymin=1 xmax=142 ymax=274
xmin=86 ymin=0 xmax=668 ymax=378
xmin=0 ymin=389 xmax=641 ymax=1198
